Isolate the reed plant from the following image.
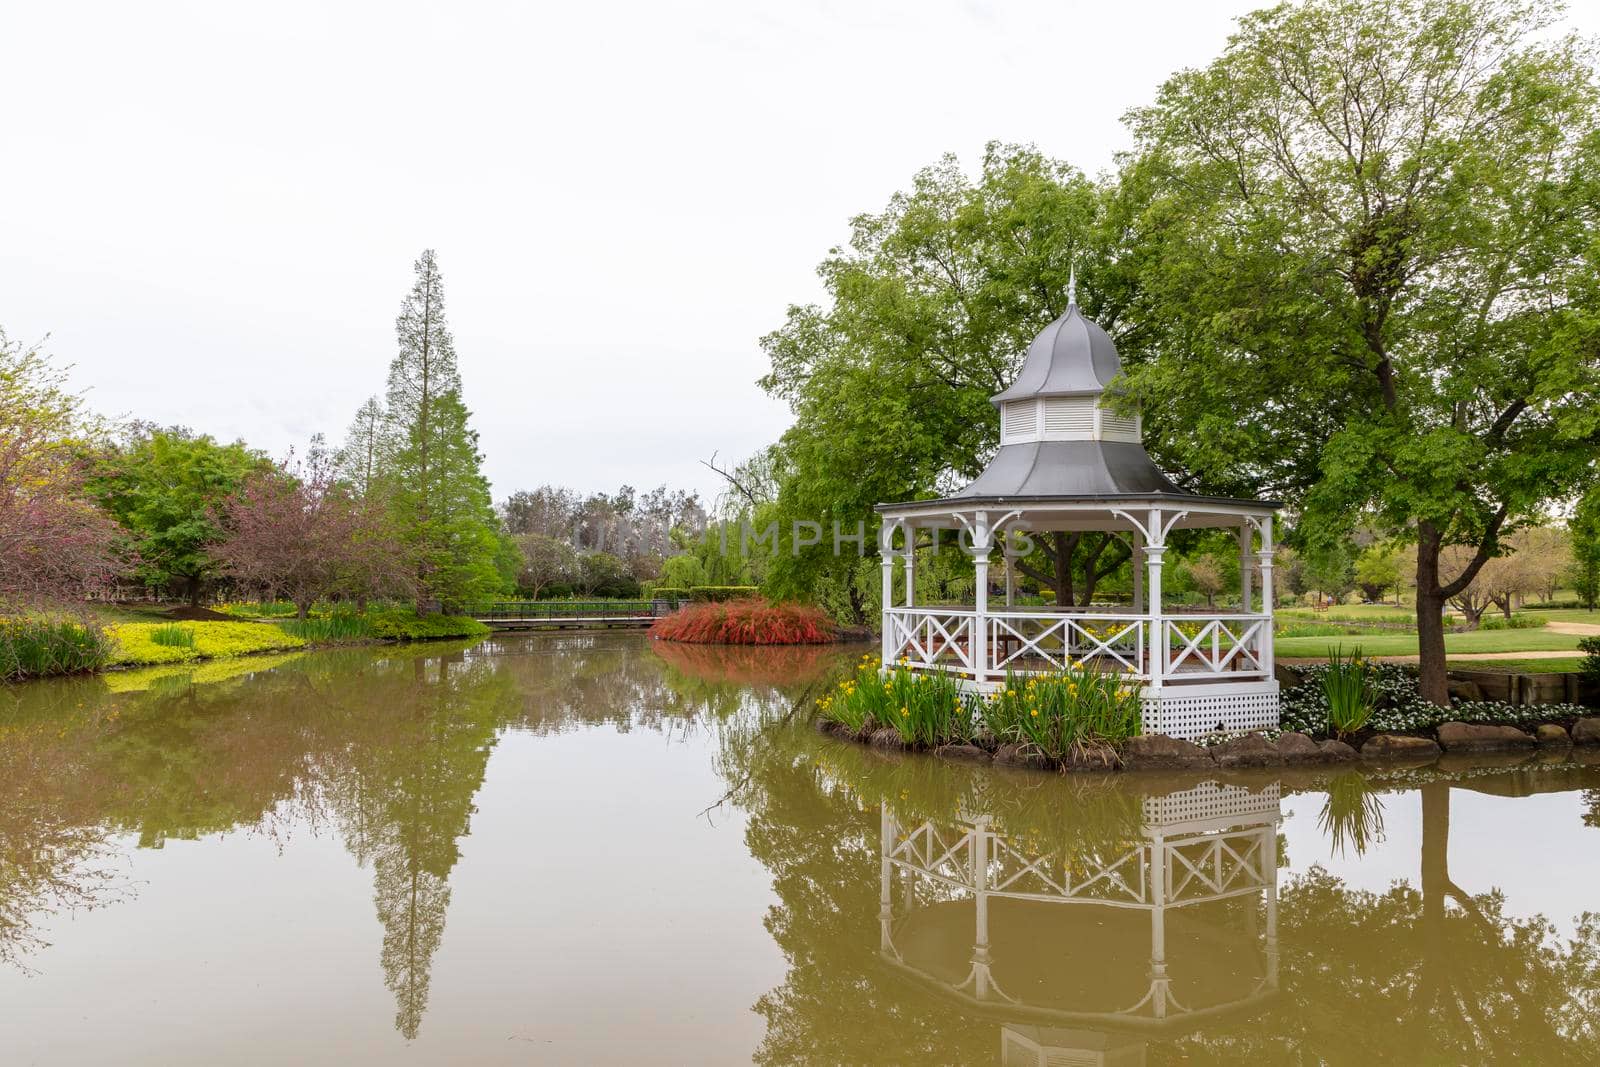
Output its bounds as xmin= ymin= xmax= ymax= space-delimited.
xmin=1322 ymin=646 xmax=1374 ymax=738
xmin=277 ymin=613 xmax=375 ymax=641
xmin=984 ymin=664 xmax=1142 ymax=761
xmin=816 ymin=655 xmax=968 ymax=743
xmin=149 ymin=623 xmax=197 ymax=648
xmin=0 ymin=617 xmax=114 ymax=679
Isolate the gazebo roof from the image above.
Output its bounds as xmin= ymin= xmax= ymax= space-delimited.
xmin=878 ymin=287 xmax=1279 ymax=519
xmin=991 ymin=301 xmax=1121 ymax=404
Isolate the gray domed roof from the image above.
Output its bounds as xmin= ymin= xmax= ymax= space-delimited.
xmin=992 ymin=301 xmax=1121 ymax=407
xmin=954 ymin=440 xmax=1184 ymax=499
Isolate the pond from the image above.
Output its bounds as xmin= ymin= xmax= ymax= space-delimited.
xmin=2 ymin=632 xmax=1598 ymax=1064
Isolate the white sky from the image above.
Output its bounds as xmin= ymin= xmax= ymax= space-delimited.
xmin=7 ymin=1 xmax=1598 ymax=504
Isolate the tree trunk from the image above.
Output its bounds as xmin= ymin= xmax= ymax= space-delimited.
xmin=297 ymin=600 xmax=311 ymax=619
xmin=1052 ymin=532 xmax=1076 ymax=608
xmin=1415 ymin=538 xmax=1451 ymax=706
xmin=186 ymin=574 xmax=203 ymax=607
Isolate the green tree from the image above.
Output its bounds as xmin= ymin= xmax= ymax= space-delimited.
xmin=1123 ymin=0 xmax=1600 ymax=702
xmin=759 ymin=145 xmax=1140 ymax=618
xmin=378 ymin=251 xmax=501 ymax=611
xmin=1570 ymin=484 xmax=1600 ymax=610
xmin=88 ymin=428 xmax=269 ymax=603
xmin=657 ymin=553 xmax=707 ymax=589
xmin=1354 ymin=544 xmax=1403 ymax=604
xmin=335 ymin=396 xmax=387 ymax=496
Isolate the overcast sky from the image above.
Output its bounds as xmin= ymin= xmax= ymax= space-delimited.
xmin=7 ymin=1 xmax=1598 ymax=505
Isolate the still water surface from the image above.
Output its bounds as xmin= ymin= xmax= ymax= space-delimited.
xmin=2 ymin=633 xmax=1599 ymax=1064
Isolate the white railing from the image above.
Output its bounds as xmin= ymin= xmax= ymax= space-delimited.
xmin=1159 ymin=615 xmax=1269 ymax=680
xmin=883 ymin=607 xmax=1271 ymax=684
xmin=885 ymin=607 xmax=976 ymax=673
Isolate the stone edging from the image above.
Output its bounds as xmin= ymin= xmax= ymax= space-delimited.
xmin=814 ymin=716 xmax=1600 ymax=773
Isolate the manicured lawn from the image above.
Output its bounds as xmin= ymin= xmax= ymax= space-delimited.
xmin=1278 ymin=604 xmax=1414 ymax=623
xmin=1446 ymin=657 xmax=1586 ymax=674
xmin=1275 ymin=627 xmax=1582 ymax=659
xmin=1523 ymin=608 xmax=1600 ymax=625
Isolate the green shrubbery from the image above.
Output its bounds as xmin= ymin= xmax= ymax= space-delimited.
xmin=277 ymin=613 xmax=376 ymax=641
xmin=1478 ymin=613 xmax=1548 ymax=630
xmin=364 ymin=610 xmax=489 ymax=640
xmin=0 ymin=618 xmax=113 ymax=679
xmin=1281 ymin=659 xmax=1588 ymax=735
xmin=1579 ymin=636 xmax=1600 ymax=688
xmin=649 ymin=585 xmax=761 ymax=603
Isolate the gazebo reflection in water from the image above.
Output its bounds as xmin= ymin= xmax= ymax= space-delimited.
xmin=877 ymin=781 xmax=1281 ymax=1065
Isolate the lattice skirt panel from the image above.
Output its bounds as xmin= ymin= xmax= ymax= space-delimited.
xmin=1140 ymin=684 xmax=1279 ymax=741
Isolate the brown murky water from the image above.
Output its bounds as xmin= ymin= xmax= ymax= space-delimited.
xmin=2 ymin=632 xmax=1598 ymax=1064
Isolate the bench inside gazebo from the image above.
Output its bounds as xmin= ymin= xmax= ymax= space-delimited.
xmin=874 ymin=284 xmax=1281 ymax=740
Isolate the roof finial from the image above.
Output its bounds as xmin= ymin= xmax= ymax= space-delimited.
xmin=1067 ymin=262 xmax=1078 ymax=308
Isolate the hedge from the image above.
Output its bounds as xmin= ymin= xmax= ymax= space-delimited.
xmin=650 ymin=585 xmax=762 ymax=603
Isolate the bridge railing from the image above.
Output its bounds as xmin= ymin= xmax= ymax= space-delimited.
xmin=469 ymin=599 xmax=687 ymax=621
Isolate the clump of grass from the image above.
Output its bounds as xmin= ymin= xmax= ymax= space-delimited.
xmin=1322 ymin=646 xmax=1374 ymax=738
xmin=149 ymin=623 xmax=196 ymax=648
xmin=817 ymin=654 xmax=968 ymax=742
xmin=650 ymin=598 xmax=835 ymax=644
xmin=985 ymin=664 xmax=1142 ymax=762
xmin=277 ymin=613 xmax=375 ymax=641
xmin=0 ymin=617 xmax=113 ymax=679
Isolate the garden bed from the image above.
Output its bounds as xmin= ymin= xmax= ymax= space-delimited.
xmin=814 ymin=656 xmax=1600 ymax=775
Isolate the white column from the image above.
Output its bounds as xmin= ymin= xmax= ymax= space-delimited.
xmin=972 ymin=511 xmax=990 ymax=684
xmin=1149 ymin=831 xmax=1170 ymax=1020
xmin=904 ymin=533 xmax=915 ymax=608
xmin=880 ymin=804 xmax=895 ymax=954
xmin=1003 ymin=534 xmax=1015 ymax=608
xmin=880 ymin=545 xmax=895 ymax=669
xmin=1257 ymin=515 xmax=1275 ymax=680
xmin=1146 ymin=508 xmax=1165 ymax=691
xmin=1239 ymin=522 xmax=1253 ymax=614
xmin=1132 ymin=530 xmax=1144 ymax=613
xmin=971 ymin=818 xmax=991 ymax=999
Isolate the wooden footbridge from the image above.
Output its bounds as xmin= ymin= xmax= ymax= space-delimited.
xmin=468 ymin=600 xmax=682 ymax=631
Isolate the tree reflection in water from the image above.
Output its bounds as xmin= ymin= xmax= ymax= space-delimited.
xmin=4 ymin=634 xmax=1600 ymax=1059
xmin=729 ymin=723 xmax=1600 ymax=1064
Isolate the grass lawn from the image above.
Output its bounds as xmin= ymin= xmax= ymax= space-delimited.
xmin=1275 ymin=627 xmax=1582 ymax=659
xmin=1279 ymin=603 xmax=1415 ymax=623
xmin=1522 ymin=608 xmax=1600 ymax=625
xmin=1446 ymin=657 xmax=1587 ymax=674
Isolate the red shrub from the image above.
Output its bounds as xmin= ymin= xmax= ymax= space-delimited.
xmin=649 ymin=598 xmax=836 ymax=645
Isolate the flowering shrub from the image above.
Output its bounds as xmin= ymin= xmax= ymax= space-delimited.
xmin=1281 ymin=660 xmax=1588 ymax=735
xmin=817 ymin=655 xmax=968 ymax=742
xmin=820 ymin=657 xmax=1140 ymax=758
xmin=650 ymin=598 xmax=835 ymax=644
xmin=985 ymin=665 xmax=1142 ymax=759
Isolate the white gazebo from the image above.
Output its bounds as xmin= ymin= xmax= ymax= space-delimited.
xmin=875 ymin=285 xmax=1281 ymax=739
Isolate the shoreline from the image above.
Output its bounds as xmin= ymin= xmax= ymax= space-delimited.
xmin=815 ymin=714 xmax=1600 ymax=775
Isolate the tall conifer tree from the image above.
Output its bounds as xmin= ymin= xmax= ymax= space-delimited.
xmin=378 ymin=251 xmax=500 ymax=610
